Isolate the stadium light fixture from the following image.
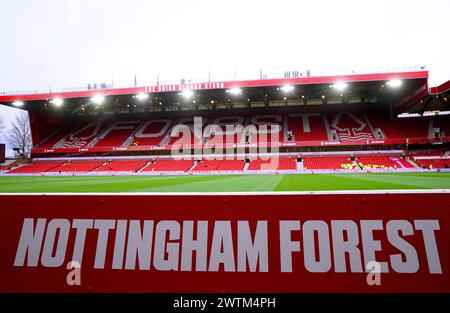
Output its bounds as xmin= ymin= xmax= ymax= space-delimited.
xmin=181 ymin=89 xmax=194 ymax=99
xmin=50 ymin=98 xmax=64 ymax=107
xmin=387 ymin=79 xmax=402 ymax=88
xmin=423 ymin=110 xmax=450 ymax=117
xmin=135 ymin=93 xmax=149 ymax=101
xmin=397 ymin=112 xmax=421 ymax=118
xmin=280 ymin=85 xmax=294 ymax=93
xmin=422 ymin=111 xmax=438 ymax=117
xmin=12 ymin=101 xmax=24 ymax=107
xmin=332 ymin=82 xmax=348 ymax=91
xmin=227 ymin=87 xmax=242 ymax=95
xmin=91 ymin=94 xmax=105 ymax=104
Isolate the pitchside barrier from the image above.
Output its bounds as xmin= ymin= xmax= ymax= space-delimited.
xmin=31 ymin=150 xmax=407 ymax=162
xmin=29 ymin=136 xmax=450 ymax=155
xmin=0 ymin=191 xmax=449 ymax=293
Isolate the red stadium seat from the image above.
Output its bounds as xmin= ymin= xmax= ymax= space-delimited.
xmin=303 ymin=156 xmax=355 ymax=170
xmin=47 ymin=161 xmax=105 ymax=172
xmin=141 ymin=159 xmax=195 ymax=172
xmin=248 ymin=157 xmax=296 ymax=171
xmin=94 ymin=160 xmax=149 ymax=172
xmin=8 ymin=161 xmax=65 ymax=173
xmin=413 ymin=158 xmax=450 ymax=169
xmin=193 ymin=159 xmax=245 ymax=171
xmin=356 ymin=155 xmax=414 ymax=170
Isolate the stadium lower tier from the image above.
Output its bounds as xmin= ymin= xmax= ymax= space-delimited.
xmin=247 ymin=157 xmax=297 ymax=171
xmin=413 ymin=157 xmax=450 ymax=169
xmin=5 ymin=153 xmax=449 ymax=174
xmin=357 ymin=155 xmax=415 ymax=170
xmin=193 ymin=159 xmax=245 ymax=172
xmin=302 ymin=156 xmax=356 ymax=170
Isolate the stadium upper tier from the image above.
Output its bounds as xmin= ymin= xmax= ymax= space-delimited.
xmin=29 ymin=108 xmax=449 ymax=155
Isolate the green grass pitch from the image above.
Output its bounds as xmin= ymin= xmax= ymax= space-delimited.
xmin=0 ymin=172 xmax=449 ymax=193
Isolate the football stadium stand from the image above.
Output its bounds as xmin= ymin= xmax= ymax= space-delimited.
xmin=4 ymin=151 xmax=449 ymax=174
xmin=1 ymin=69 xmax=449 ymax=175
xmin=303 ymin=156 xmax=356 ymax=170
xmin=413 ymin=158 xmax=449 ymax=169
xmin=8 ymin=161 xmax=64 ymax=173
xmin=247 ymin=157 xmax=297 ymax=171
xmin=410 ymin=149 xmax=450 ymax=169
xmin=193 ymin=159 xmax=245 ymax=172
xmin=141 ymin=159 xmax=195 ymax=172
xmin=28 ymin=110 xmax=439 ymax=151
xmin=94 ymin=159 xmax=149 ymax=172
xmin=356 ymin=155 xmax=414 ymax=170
xmin=287 ymin=114 xmax=328 ymax=142
xmin=47 ymin=160 xmax=105 ymax=172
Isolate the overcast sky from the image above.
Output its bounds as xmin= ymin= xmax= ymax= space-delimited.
xmin=0 ymin=0 xmax=449 ymax=156
xmin=1 ymin=0 xmax=449 ymax=91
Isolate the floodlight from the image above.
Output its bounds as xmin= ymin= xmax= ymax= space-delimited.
xmin=135 ymin=93 xmax=149 ymax=101
xmin=50 ymin=98 xmax=64 ymax=107
xmin=397 ymin=113 xmax=420 ymax=118
xmin=91 ymin=94 xmax=105 ymax=104
xmin=12 ymin=101 xmax=24 ymax=107
xmin=387 ymin=79 xmax=402 ymax=88
xmin=181 ymin=89 xmax=194 ymax=99
xmin=227 ymin=88 xmax=242 ymax=95
xmin=280 ymin=85 xmax=294 ymax=93
xmin=332 ymin=82 xmax=348 ymax=91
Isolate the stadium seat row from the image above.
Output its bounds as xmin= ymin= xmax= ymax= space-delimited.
xmin=8 ymin=154 xmax=439 ymax=174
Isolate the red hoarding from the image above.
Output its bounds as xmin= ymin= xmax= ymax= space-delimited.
xmin=30 ymin=137 xmax=450 ymax=155
xmin=0 ymin=192 xmax=449 ymax=293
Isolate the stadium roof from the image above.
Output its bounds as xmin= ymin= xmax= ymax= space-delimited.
xmin=0 ymin=69 xmax=448 ymax=114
